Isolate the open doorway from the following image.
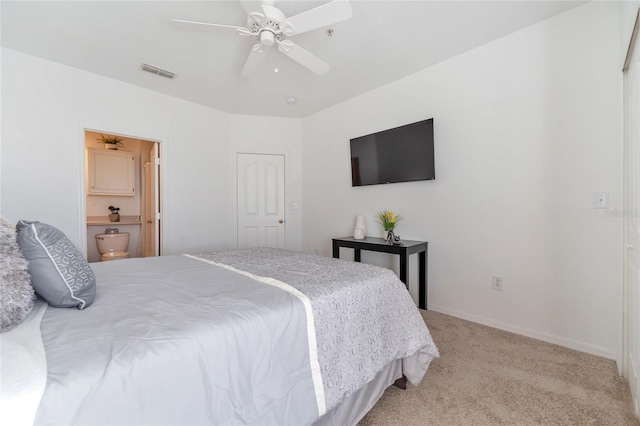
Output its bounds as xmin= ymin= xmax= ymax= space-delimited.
xmin=84 ymin=130 xmax=161 ymax=262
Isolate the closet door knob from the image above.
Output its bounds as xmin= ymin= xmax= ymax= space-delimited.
xmin=278 ymin=219 xmax=284 ymax=224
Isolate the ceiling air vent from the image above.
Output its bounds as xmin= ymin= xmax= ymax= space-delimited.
xmin=140 ymin=63 xmax=177 ymax=80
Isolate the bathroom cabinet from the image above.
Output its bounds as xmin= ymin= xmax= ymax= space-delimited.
xmin=87 ymin=149 xmax=135 ymax=196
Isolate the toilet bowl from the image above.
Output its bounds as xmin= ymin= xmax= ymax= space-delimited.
xmin=100 ymin=251 xmax=130 ymax=261
xmin=96 ymin=231 xmax=130 ymax=261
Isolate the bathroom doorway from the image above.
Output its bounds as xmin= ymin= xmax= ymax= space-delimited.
xmin=84 ymin=130 xmax=161 ymax=262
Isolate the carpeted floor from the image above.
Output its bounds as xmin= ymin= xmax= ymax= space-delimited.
xmin=359 ymin=310 xmax=639 ymax=425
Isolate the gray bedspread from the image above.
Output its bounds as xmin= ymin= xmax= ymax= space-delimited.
xmin=196 ymin=248 xmax=439 ymax=412
xmin=35 ymin=249 xmax=438 ymax=425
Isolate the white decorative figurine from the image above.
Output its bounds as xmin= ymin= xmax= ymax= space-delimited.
xmin=353 ymin=215 xmax=366 ymax=240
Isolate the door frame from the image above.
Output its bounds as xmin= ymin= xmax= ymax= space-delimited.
xmin=234 ymin=152 xmax=286 ymax=249
xmin=622 ymin=8 xmax=640 ymax=416
xmin=143 ymin=143 xmax=161 ymax=257
xmin=77 ymin=123 xmax=167 ymax=258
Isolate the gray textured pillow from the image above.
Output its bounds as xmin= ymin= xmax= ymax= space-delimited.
xmin=16 ymin=220 xmax=95 ymax=309
xmin=0 ymin=217 xmax=36 ymax=332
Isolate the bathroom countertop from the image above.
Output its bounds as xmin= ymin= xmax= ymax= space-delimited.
xmin=87 ymin=215 xmax=141 ymax=226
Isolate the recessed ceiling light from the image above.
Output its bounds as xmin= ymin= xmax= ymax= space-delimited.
xmin=274 ymin=67 xmax=279 ymax=73
xmin=287 ymin=97 xmax=297 ymax=105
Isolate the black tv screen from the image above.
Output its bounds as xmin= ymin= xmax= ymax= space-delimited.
xmin=350 ymin=118 xmax=435 ymax=186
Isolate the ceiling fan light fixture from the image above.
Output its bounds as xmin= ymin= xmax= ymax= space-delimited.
xmin=260 ymin=30 xmax=275 ymax=46
xmin=140 ymin=63 xmax=177 ymax=80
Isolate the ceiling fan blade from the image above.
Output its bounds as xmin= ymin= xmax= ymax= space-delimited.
xmin=278 ymin=40 xmax=330 ymax=75
xmin=283 ymin=0 xmax=352 ymax=36
xmin=171 ymin=19 xmax=246 ymax=34
xmin=241 ymin=44 xmax=269 ymax=78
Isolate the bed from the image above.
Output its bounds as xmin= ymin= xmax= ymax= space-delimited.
xmin=2 ymin=242 xmax=438 ymax=425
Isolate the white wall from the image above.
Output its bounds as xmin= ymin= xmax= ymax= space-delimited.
xmin=0 ymin=48 xmax=304 ymax=255
xmin=302 ymin=1 xmax=623 ymax=358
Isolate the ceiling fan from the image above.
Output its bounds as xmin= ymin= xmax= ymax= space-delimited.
xmin=171 ymin=0 xmax=352 ymax=77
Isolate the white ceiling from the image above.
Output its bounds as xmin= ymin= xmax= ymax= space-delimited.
xmin=1 ymin=1 xmax=586 ymax=118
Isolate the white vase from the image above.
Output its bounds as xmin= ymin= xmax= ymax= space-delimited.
xmin=353 ymin=215 xmax=366 ymax=240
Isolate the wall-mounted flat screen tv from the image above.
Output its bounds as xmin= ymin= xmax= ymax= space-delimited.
xmin=350 ymin=118 xmax=435 ymax=186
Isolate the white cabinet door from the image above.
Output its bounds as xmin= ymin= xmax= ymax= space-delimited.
xmin=87 ymin=149 xmax=135 ymax=196
xmin=237 ymin=153 xmax=285 ymax=249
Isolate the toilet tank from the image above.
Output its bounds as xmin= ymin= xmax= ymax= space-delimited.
xmin=96 ymin=232 xmax=130 ymax=252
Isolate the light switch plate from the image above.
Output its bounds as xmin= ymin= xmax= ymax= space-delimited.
xmin=593 ymin=192 xmax=609 ymax=209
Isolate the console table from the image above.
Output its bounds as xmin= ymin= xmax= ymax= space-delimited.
xmin=332 ymin=236 xmax=428 ymax=309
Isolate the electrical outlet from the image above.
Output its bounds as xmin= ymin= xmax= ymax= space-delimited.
xmin=492 ymin=275 xmax=503 ymax=291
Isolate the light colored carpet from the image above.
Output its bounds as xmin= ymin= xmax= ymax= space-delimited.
xmin=359 ymin=310 xmax=639 ymax=425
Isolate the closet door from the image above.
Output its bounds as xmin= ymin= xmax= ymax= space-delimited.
xmin=88 ymin=149 xmax=135 ymax=196
xmin=237 ymin=153 xmax=285 ymax=249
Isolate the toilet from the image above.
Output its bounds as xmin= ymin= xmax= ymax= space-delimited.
xmin=96 ymin=229 xmax=130 ymax=261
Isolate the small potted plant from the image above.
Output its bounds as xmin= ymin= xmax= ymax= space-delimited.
xmin=98 ymin=134 xmax=124 ymax=150
xmin=376 ymin=210 xmax=402 ymax=244
xmin=108 ymin=205 xmax=120 ymax=222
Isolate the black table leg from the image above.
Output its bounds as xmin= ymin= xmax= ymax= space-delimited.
xmin=399 ymin=250 xmax=408 ymax=289
xmin=332 ymin=240 xmax=339 ymax=259
xmin=354 ymin=248 xmax=361 ymax=262
xmin=419 ymin=250 xmax=426 ymax=309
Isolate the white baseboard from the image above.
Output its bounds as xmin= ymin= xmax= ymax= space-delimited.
xmin=427 ymin=303 xmax=617 ymax=360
